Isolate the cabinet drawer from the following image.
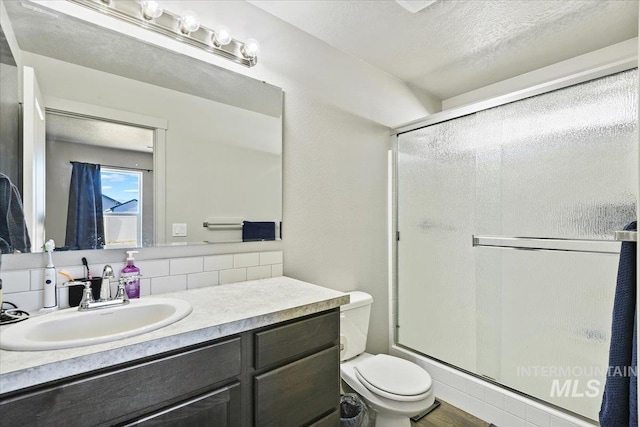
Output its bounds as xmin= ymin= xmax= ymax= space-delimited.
xmin=255 ymin=310 xmax=339 ymax=369
xmin=0 ymin=337 xmax=241 ymax=427
xmin=255 ymin=345 xmax=340 ymax=427
xmin=124 ymin=382 xmax=241 ymax=427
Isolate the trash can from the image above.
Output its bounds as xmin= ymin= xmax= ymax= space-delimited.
xmin=340 ymin=394 xmax=368 ymax=427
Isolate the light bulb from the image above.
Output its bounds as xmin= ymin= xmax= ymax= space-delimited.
xmin=212 ymin=26 xmax=232 ymax=47
xmin=179 ymin=10 xmax=200 ymax=34
xmin=141 ymin=1 xmax=163 ymax=20
xmin=241 ymin=38 xmax=260 ymax=58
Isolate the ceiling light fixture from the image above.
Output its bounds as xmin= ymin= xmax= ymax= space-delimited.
xmin=65 ymin=0 xmax=260 ymax=67
xmin=178 ymin=9 xmax=199 ymax=35
xmin=241 ymin=38 xmax=260 ymax=59
xmin=212 ymin=26 xmax=232 ymax=47
xmin=140 ymin=1 xmax=162 ymax=20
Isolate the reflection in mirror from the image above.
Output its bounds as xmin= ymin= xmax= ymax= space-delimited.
xmin=0 ymin=173 xmax=30 ymax=254
xmin=45 ymin=113 xmax=154 ymax=250
xmin=0 ymin=17 xmax=27 ymax=255
xmin=0 ymin=0 xmax=283 ymax=254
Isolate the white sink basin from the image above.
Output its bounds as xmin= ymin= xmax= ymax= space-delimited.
xmin=0 ymin=298 xmax=192 ymax=351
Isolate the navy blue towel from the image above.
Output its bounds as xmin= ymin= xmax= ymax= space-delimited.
xmin=242 ymin=221 xmax=275 ymax=242
xmin=632 ymin=304 xmax=638 ymax=427
xmin=600 ymin=221 xmax=637 ymax=427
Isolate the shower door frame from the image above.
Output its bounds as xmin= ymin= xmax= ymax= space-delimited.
xmin=390 ymin=57 xmax=639 ymax=413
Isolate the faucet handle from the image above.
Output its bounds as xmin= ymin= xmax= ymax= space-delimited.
xmin=114 ymin=280 xmax=129 ymax=302
xmin=79 ymin=282 xmax=94 ymax=309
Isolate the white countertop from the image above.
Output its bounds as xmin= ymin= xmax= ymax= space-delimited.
xmin=0 ymin=276 xmax=349 ymax=394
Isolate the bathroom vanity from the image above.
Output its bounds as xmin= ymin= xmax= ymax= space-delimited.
xmin=0 ymin=277 xmax=348 ymax=426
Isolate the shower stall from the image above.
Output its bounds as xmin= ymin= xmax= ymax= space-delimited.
xmin=394 ymin=68 xmax=638 ymax=420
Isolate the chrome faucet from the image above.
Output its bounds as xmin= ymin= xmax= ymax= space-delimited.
xmin=100 ymin=265 xmax=114 ymax=300
xmin=65 ymin=280 xmax=130 ymax=311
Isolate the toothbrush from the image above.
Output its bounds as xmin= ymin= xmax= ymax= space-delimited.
xmin=82 ymin=257 xmax=92 ymax=280
xmin=43 ymin=240 xmax=57 ymax=309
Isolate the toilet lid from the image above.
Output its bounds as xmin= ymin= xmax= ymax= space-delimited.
xmin=353 ymin=354 xmax=432 ymax=399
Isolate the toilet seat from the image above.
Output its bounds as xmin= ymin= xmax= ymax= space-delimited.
xmin=353 ymin=354 xmax=432 ymax=402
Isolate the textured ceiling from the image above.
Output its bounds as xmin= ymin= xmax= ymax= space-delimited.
xmin=250 ymin=0 xmax=639 ymax=100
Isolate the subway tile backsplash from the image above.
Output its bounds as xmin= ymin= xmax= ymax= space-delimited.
xmin=169 ymin=257 xmax=203 ymax=275
xmin=187 ymin=271 xmax=219 ymax=289
xmin=233 ymin=252 xmax=260 ymax=268
xmin=136 ymin=260 xmax=170 ymax=278
xmin=203 ymin=255 xmax=233 ymax=271
xmin=219 ymin=268 xmax=248 ymax=285
xmin=1 ymin=251 xmax=284 ymax=312
xmin=247 ymin=265 xmax=272 ymax=281
xmin=271 ymin=264 xmax=283 ymax=277
xmin=1 ymin=271 xmax=30 ymax=294
xmin=260 ymin=251 xmax=283 ymax=266
xmin=151 ymin=275 xmax=187 ymax=294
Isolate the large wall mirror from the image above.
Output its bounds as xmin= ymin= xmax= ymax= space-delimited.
xmin=0 ymin=0 xmax=283 ymax=254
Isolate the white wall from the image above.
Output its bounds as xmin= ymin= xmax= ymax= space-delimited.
xmin=281 ymin=91 xmax=390 ymax=353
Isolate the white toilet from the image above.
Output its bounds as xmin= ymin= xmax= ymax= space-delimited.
xmin=340 ymin=291 xmax=436 ymax=427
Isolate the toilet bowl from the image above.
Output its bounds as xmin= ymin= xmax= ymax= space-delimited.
xmin=340 ymin=292 xmax=435 ymax=427
xmin=341 ymin=353 xmax=435 ymax=427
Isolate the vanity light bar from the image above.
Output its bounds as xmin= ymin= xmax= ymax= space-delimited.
xmin=66 ymin=0 xmax=259 ymax=67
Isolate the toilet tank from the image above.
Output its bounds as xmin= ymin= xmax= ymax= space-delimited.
xmin=340 ymin=291 xmax=373 ymax=362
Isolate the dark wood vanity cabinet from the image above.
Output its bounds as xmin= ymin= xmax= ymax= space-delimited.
xmin=125 ymin=383 xmax=242 ymax=426
xmin=253 ymin=311 xmax=341 ymax=427
xmin=0 ymin=336 xmax=244 ymax=427
xmin=0 ymin=308 xmax=340 ymax=427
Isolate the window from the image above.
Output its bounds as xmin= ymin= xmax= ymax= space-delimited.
xmin=101 ymin=168 xmax=142 ymax=248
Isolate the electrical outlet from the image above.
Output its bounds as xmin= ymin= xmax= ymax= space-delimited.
xmin=172 ymin=223 xmax=187 ymax=237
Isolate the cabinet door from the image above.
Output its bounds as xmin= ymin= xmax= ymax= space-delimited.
xmin=125 ymin=383 xmax=240 ymax=427
xmin=255 ymin=346 xmax=339 ymax=427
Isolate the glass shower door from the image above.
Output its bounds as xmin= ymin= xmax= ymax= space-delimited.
xmin=397 ymin=113 xmax=479 ymax=373
xmin=396 ymin=69 xmax=638 ymax=420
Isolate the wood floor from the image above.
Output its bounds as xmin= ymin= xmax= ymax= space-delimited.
xmin=411 ymin=400 xmax=490 ymax=427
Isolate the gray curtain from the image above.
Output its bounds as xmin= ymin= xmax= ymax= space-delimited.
xmin=65 ymin=162 xmax=104 ymax=250
xmin=0 ymin=173 xmax=31 ymax=254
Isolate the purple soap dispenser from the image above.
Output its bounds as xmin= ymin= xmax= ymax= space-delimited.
xmin=121 ymin=250 xmax=141 ymax=298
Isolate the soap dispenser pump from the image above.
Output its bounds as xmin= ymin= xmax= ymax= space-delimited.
xmin=121 ymin=250 xmax=141 ymax=299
